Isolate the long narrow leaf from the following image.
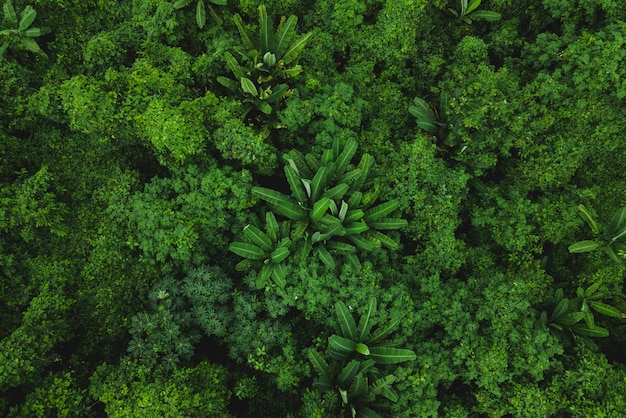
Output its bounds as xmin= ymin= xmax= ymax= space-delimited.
xmin=368 ymin=346 xmax=416 ymax=364
xmin=233 ymin=13 xmax=255 ymax=52
xmin=364 ymin=200 xmax=400 ymax=222
xmin=281 ymin=31 xmax=313 ymax=64
xmin=310 ymin=166 xmax=329 ymax=203
xmin=270 ymin=263 xmax=288 ymax=287
xmin=243 ymin=224 xmax=273 ymax=251
xmin=196 ymin=0 xmax=206 ymax=29
xmin=607 ymin=207 xmax=626 ymax=235
xmin=229 ymin=242 xmax=266 ymax=260
xmin=356 ymin=298 xmax=377 ymax=341
xmin=335 ymin=300 xmax=358 ymax=340
xmin=590 ymin=301 xmax=623 ymax=318
xmin=334 ymin=139 xmax=358 ymax=176
xmin=3 ymin=0 xmax=17 ymax=26
xmin=252 ymin=186 xmax=294 ymax=206
xmin=367 ymin=230 xmax=399 ymax=250
xmin=328 ymin=335 xmax=356 ymax=361
xmin=368 ymin=218 xmax=408 ymax=230
xmin=275 ymin=15 xmax=296 ymax=58
xmin=368 ymin=318 xmax=401 ymax=344
xmin=308 ymin=349 xmax=331 ymax=379
xmin=18 ymin=5 xmax=36 ymax=31
xmin=337 ymin=359 xmax=360 ymax=388
xmin=285 ymin=164 xmax=308 ymax=204
xmin=259 ymin=7 xmax=273 ymax=53
xmin=316 ymin=246 xmax=336 ymax=269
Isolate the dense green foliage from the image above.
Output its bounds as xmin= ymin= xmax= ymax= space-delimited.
xmin=2 ymin=0 xmax=626 ymax=416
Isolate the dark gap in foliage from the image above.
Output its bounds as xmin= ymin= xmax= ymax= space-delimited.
xmin=333 ymin=46 xmax=350 ymax=74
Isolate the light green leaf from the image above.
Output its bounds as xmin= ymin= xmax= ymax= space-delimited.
xmin=409 ymin=97 xmax=438 ymax=133
xmin=281 ymin=31 xmax=313 ymax=64
xmin=577 ymin=204 xmax=600 ymax=235
xmin=568 ymin=240 xmax=601 ymax=253
xmin=22 ymin=27 xmax=41 ymax=37
xmin=356 ymin=298 xmax=377 ymax=341
xmin=243 ymin=224 xmax=273 ymax=251
xmin=265 ymin=211 xmax=279 ymax=243
xmin=368 ymin=218 xmax=408 ymax=230
xmin=335 ymin=300 xmax=358 ymax=340
xmin=367 ymin=230 xmax=399 ymax=250
xmin=347 ymin=234 xmax=374 ymax=251
xmin=355 ymin=342 xmax=370 ymax=355
xmin=316 ymin=246 xmax=336 ymax=269
xmin=556 ymin=311 xmax=585 ymax=326
xmin=196 ymin=0 xmax=206 ymax=28
xmin=173 ymin=0 xmax=193 ymax=8
xmin=334 ymin=139 xmax=358 ymax=176
xmin=270 ymin=246 xmax=290 ymax=264
xmin=311 ymin=197 xmax=331 ymax=222
xmin=20 ymin=37 xmax=41 ymax=53
xmin=270 ymin=263 xmax=288 ymax=287
xmin=370 ymin=375 xmax=397 ymax=399
xmin=344 ymin=209 xmax=364 ymax=223
xmin=368 ymin=346 xmax=416 ymax=364
xmin=240 ymin=77 xmax=258 ymax=96
xmin=252 ymin=186 xmax=293 ymax=206
xmin=310 ymin=166 xmax=329 ymax=202
xmin=326 ymin=241 xmax=357 ymax=254
xmin=323 ymin=183 xmax=349 ymax=200
xmin=229 ymin=242 xmax=265 ymax=260
xmin=4 ymin=0 xmax=17 ymax=26
xmin=328 ymin=335 xmax=357 ymax=360
xmin=18 ymin=5 xmax=36 ymax=31
xmin=470 ymin=10 xmax=502 ymax=21
xmin=364 ymin=200 xmax=400 ymax=222
xmin=210 ymin=0 xmax=227 ymax=5
xmin=343 ymin=222 xmax=369 ymax=235
xmin=465 ymin=0 xmax=482 ymax=15
xmin=590 ymin=301 xmax=623 ymax=318
xmin=570 ymin=324 xmax=609 ymax=338
xmin=275 ymin=15 xmax=296 ymax=58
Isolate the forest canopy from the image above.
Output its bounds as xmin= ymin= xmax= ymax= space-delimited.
xmin=1 ymin=0 xmax=626 ymax=416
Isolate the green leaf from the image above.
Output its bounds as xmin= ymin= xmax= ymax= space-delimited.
xmin=223 ymin=51 xmax=245 ymax=78
xmin=337 ymin=359 xmax=361 ymax=388
xmin=364 ymin=200 xmax=400 ymax=222
xmin=311 ymin=197 xmax=332 ymax=222
xmin=590 ymin=301 xmax=623 ymax=318
xmin=584 ymin=281 xmax=602 ymax=299
xmin=235 ymin=259 xmax=254 ymax=271
xmin=316 ymin=246 xmax=336 ymax=268
xmin=310 ymin=166 xmax=329 ymax=202
xmin=323 ymin=183 xmax=350 ymax=200
xmin=356 ymin=298 xmax=377 ymax=341
xmin=568 ymin=240 xmax=601 ymax=253
xmin=243 ymin=224 xmax=273 ymax=251
xmin=470 ymin=10 xmax=502 ymax=21
xmin=409 ymin=97 xmax=438 ymax=133
xmin=229 ymin=242 xmax=266 ymax=260
xmin=281 ymin=31 xmax=313 ymax=64
xmin=570 ymin=324 xmax=609 ymax=338
xmin=265 ymin=211 xmax=279 ymax=243
xmin=355 ymin=342 xmax=370 ymax=355
xmin=577 ymin=204 xmax=600 ymax=235
xmin=368 ymin=318 xmax=401 ymax=344
xmin=368 ymin=218 xmax=408 ymax=230
xmin=240 ymin=77 xmax=258 ymax=96
xmin=233 ymin=13 xmax=254 ymax=52
xmin=285 ymin=164 xmax=308 ymax=204
xmin=603 ymin=246 xmax=622 ymax=264
xmin=274 ymin=199 xmax=308 ymax=221
xmin=347 ymin=234 xmax=374 ymax=251
xmin=252 ymin=186 xmax=293 ymax=206
xmin=284 ymin=150 xmax=314 ymax=179
xmin=607 ymin=207 xmax=626 ymax=235
xmin=20 ymin=37 xmax=41 ymax=53
xmin=259 ymin=7 xmax=274 ymax=53
xmin=270 ymin=246 xmax=290 ymax=264
xmin=367 ymin=230 xmax=399 ymax=250
xmin=257 ymin=100 xmax=272 ymax=115
xmin=349 ymin=373 xmax=368 ymax=399
xmin=550 ymin=298 xmax=570 ymax=321
xmin=556 ymin=311 xmax=585 ymax=326
xmin=257 ymin=264 xmax=271 ymax=288
xmin=270 ymin=263 xmax=288 ymax=287
xmin=368 ymin=346 xmax=416 ymax=364
xmin=275 ymin=15 xmax=296 ymax=58
xmin=328 ymin=335 xmax=357 ymax=360
xmin=173 ymin=0 xmax=193 ymax=8
xmin=358 ymin=407 xmax=383 ymax=418
xmin=370 ymin=375 xmax=397 ymax=400
xmin=216 ymin=75 xmax=239 ymax=91
xmin=465 ymin=0 xmax=482 ymax=15
xmin=343 ymin=222 xmax=369 ymax=235
xmin=347 ymin=191 xmax=362 ymax=208
xmin=18 ymin=5 xmax=36 ymax=31
xmin=308 ymin=349 xmax=331 ymax=379
xmin=4 ymin=0 xmax=17 ymax=26
xmin=344 ymin=209 xmax=364 ymax=223
xmin=334 ymin=139 xmax=358 ymax=176
xmin=344 ymin=252 xmax=361 ymax=270
xmin=209 ymin=0 xmax=227 ymax=5
xmin=22 ymin=27 xmax=41 ymax=37
xmin=195 ymin=0 xmax=206 ymax=28
xmin=335 ymin=300 xmax=358 ymax=340
xmin=326 ymin=241 xmax=357 ymax=254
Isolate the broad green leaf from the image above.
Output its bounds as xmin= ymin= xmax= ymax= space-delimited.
xmin=343 ymin=222 xmax=369 ymax=235
xmin=310 ymin=166 xmax=329 ymax=202
xmin=577 ymin=204 xmax=600 ymax=235
xmin=323 ymin=183 xmax=349 ymax=200
xmin=358 ymin=407 xmax=382 ymax=418
xmin=570 ymin=324 xmax=609 ymax=338
xmin=367 ymin=230 xmax=399 ymax=250
xmin=275 ymin=15 xmax=296 ymax=57
xmin=326 ymin=241 xmax=357 ymax=254
xmin=607 ymin=207 xmax=626 ymax=235
xmin=347 ymin=191 xmax=362 ymax=207
xmin=603 ymin=246 xmax=621 ymax=264
xmin=308 ymin=349 xmax=331 ymax=379
xmin=590 ymin=301 xmax=623 ymax=318
xmin=173 ymin=0 xmax=193 ymax=7
xmin=368 ymin=318 xmax=400 ymax=344
xmin=252 ymin=186 xmax=294 ymax=206
xmin=284 ymin=150 xmax=314 ymax=178
xmin=259 ymin=8 xmax=273 ymax=53
xmin=328 ymin=335 xmax=357 ymax=361
xmin=196 ymin=0 xmax=206 ymax=29
xmin=305 ymin=153 xmax=320 ymax=173
xmin=3 ymin=0 xmax=17 ymax=26
xmin=584 ymin=281 xmax=602 ymax=298
xmin=235 ymin=259 xmax=253 ymax=271
xmin=313 ymin=375 xmax=334 ymax=391
xmin=23 ymin=27 xmax=41 ymax=37
xmin=223 ymin=51 xmax=245 ymax=78
xmin=470 ymin=10 xmax=502 ymax=21
xmin=409 ymin=97 xmax=438 ymax=133
xmin=337 ymin=359 xmax=360 ymax=388
xmin=550 ymin=298 xmax=570 ymax=321
xmin=270 ymin=263 xmax=288 ymax=287
xmin=210 ymin=0 xmax=227 ymax=5
xmin=440 ymin=90 xmax=451 ymax=117
xmin=277 ymin=65 xmax=302 ymax=79
xmin=556 ymin=311 xmax=585 ymax=326
xmin=233 ymin=13 xmax=254 ymax=52
xmin=340 ymin=168 xmax=362 ymax=186
xmin=243 ymin=224 xmax=273 ymax=251
xmin=370 ymin=375 xmax=397 ymax=399
xmin=240 ymin=77 xmax=258 ymax=96
xmin=568 ymin=240 xmax=601 ymax=253
xmin=335 ymin=300 xmax=358 ymax=340
xmin=364 ymin=200 xmax=400 ymax=221
xmin=465 ymin=0 xmax=482 ymax=15
xmin=216 ymin=75 xmax=239 ymax=91
xmin=270 ymin=246 xmax=290 ymax=264
xmin=368 ymin=346 xmax=416 ymax=364
xmin=21 ymin=37 xmax=41 ymax=53
xmin=229 ymin=242 xmax=265 ymax=260
xmin=334 ymin=139 xmax=358 ymax=176
xmin=285 ymin=164 xmax=308 ymax=204
xmin=257 ymin=100 xmax=272 ymax=115
xmin=311 ymin=197 xmax=332 ymax=222
xmin=583 ymin=311 xmax=595 ymax=329
xmin=281 ymin=31 xmax=313 ymax=64
xmin=344 ymin=209 xmax=364 ymax=223
xmin=265 ymin=211 xmax=279 ymax=243
xmin=349 ymin=374 xmax=368 ymax=399
xmin=256 ymin=265 xmax=270 ymax=288
xmin=347 ymin=234 xmax=374 ymax=251
xmin=355 ymin=343 xmax=370 ymax=355
xmin=274 ymin=199 xmax=308 ymax=221
xmin=18 ymin=5 xmax=36 ymax=31
xmin=316 ymin=246 xmax=336 ymax=269
xmin=368 ymin=218 xmax=408 ymax=230
xmin=356 ymin=298 xmax=377 ymax=341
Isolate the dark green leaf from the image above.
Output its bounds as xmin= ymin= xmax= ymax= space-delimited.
xmin=336 ymin=301 xmax=358 ymax=340
xmin=368 ymin=346 xmax=416 ymax=364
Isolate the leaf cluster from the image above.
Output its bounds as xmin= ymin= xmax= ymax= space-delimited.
xmin=568 ymin=204 xmax=626 ymax=264
xmin=1 ymin=0 xmax=48 ymax=57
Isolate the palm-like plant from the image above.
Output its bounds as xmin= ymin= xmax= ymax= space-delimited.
xmin=173 ymin=0 xmax=227 ymax=28
xmin=217 ymin=4 xmax=312 ymax=121
xmin=1 ymin=0 xmax=47 ymax=58
xmin=447 ymin=0 xmax=501 ymax=24
xmin=568 ymin=204 xmax=626 ymax=264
